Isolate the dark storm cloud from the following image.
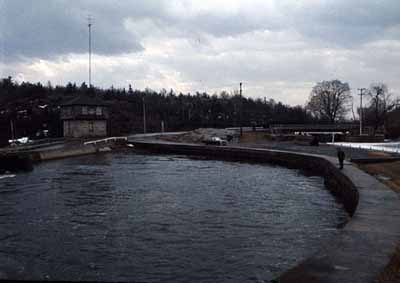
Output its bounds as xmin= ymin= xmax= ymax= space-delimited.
xmin=2 ymin=0 xmax=400 ymax=106
xmin=280 ymin=0 xmax=400 ymax=47
xmin=165 ymin=1 xmax=400 ymax=45
xmin=2 ymin=0 xmax=400 ymax=63
xmin=1 ymin=0 xmax=162 ymax=61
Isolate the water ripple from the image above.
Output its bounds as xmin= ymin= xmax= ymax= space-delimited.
xmin=0 ymin=153 xmax=345 ymax=282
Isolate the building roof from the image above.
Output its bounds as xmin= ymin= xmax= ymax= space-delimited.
xmin=61 ymin=95 xmax=109 ymax=107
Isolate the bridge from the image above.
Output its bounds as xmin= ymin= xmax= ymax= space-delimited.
xmin=270 ymin=123 xmax=359 ymax=134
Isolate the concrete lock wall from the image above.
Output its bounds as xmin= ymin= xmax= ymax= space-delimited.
xmin=38 ymin=144 xmax=98 ymax=161
xmin=131 ymin=140 xmax=400 ymax=283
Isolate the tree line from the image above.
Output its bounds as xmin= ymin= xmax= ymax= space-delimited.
xmin=0 ymin=76 xmax=314 ymax=145
xmin=1 ymin=76 xmax=399 ymax=146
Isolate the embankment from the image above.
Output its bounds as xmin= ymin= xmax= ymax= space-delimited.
xmin=131 ymin=140 xmax=400 ymax=283
xmin=0 ymin=145 xmax=100 ymax=172
xmin=29 ymin=144 xmax=100 ymax=162
xmin=33 ymin=137 xmax=128 ymax=161
xmin=0 ymin=137 xmax=128 ymax=170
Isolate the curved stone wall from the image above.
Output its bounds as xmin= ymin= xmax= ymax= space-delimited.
xmin=131 ymin=140 xmax=400 ymax=283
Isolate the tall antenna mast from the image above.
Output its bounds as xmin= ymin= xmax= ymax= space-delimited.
xmin=88 ymin=15 xmax=93 ymax=87
xmin=239 ymin=82 xmax=243 ymax=137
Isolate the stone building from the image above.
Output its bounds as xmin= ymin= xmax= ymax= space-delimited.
xmin=60 ymin=95 xmax=109 ymax=138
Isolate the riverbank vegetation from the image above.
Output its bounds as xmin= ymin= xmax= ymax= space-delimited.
xmin=1 ymin=76 xmax=399 ymax=147
xmin=0 ymin=76 xmax=314 ymax=146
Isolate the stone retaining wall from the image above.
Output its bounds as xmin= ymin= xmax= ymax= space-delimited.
xmin=36 ymin=144 xmax=98 ymax=161
xmin=132 ymin=140 xmax=400 ymax=283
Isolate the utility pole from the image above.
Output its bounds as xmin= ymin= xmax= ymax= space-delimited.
xmin=239 ymin=82 xmax=243 ymax=137
xmin=142 ymin=97 xmax=147 ymax=134
xmin=88 ymin=16 xmax=93 ymax=87
xmin=10 ymin=119 xmax=15 ymax=141
xmin=358 ymin=88 xmax=366 ymax=135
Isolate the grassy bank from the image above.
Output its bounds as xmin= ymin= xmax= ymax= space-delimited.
xmin=358 ymin=161 xmax=400 ymax=193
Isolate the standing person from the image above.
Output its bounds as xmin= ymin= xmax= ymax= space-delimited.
xmin=337 ymin=148 xmax=345 ymax=170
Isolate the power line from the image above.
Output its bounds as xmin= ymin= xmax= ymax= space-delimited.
xmin=142 ymin=97 xmax=147 ymax=134
xmin=358 ymin=88 xmax=367 ymax=135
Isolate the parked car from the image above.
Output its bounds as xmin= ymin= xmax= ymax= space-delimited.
xmin=8 ymin=137 xmax=32 ymax=146
xmin=203 ymin=136 xmax=227 ymax=146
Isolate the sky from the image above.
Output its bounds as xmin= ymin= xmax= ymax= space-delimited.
xmin=1 ymin=0 xmax=400 ymax=106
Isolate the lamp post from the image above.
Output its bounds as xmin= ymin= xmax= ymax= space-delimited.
xmin=142 ymin=97 xmax=146 ymax=134
xmin=358 ymin=88 xmax=366 ymax=135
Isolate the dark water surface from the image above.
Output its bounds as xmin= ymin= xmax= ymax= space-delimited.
xmin=0 ymin=153 xmax=346 ymax=282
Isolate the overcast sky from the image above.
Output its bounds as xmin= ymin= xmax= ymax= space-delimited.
xmin=1 ymin=0 xmax=399 ymax=105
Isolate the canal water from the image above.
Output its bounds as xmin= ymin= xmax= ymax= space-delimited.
xmin=0 ymin=153 xmax=346 ymax=282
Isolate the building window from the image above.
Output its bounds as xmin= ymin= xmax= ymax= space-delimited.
xmin=89 ymin=107 xmax=96 ymax=115
xmin=89 ymin=121 xmax=94 ymax=132
xmin=96 ymin=107 xmax=102 ymax=116
xmin=82 ymin=106 xmax=88 ymax=115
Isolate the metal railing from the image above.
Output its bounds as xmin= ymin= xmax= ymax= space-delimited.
xmin=329 ymin=142 xmax=400 ymax=154
xmin=271 ymin=124 xmax=359 ymax=130
xmin=84 ymin=136 xmax=127 ymax=146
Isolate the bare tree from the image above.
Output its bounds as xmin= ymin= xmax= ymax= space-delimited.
xmin=365 ymin=83 xmax=395 ymax=135
xmin=307 ymin=80 xmax=351 ymax=123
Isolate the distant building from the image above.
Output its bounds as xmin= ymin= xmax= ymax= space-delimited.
xmin=60 ymin=95 xmax=109 ymax=138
